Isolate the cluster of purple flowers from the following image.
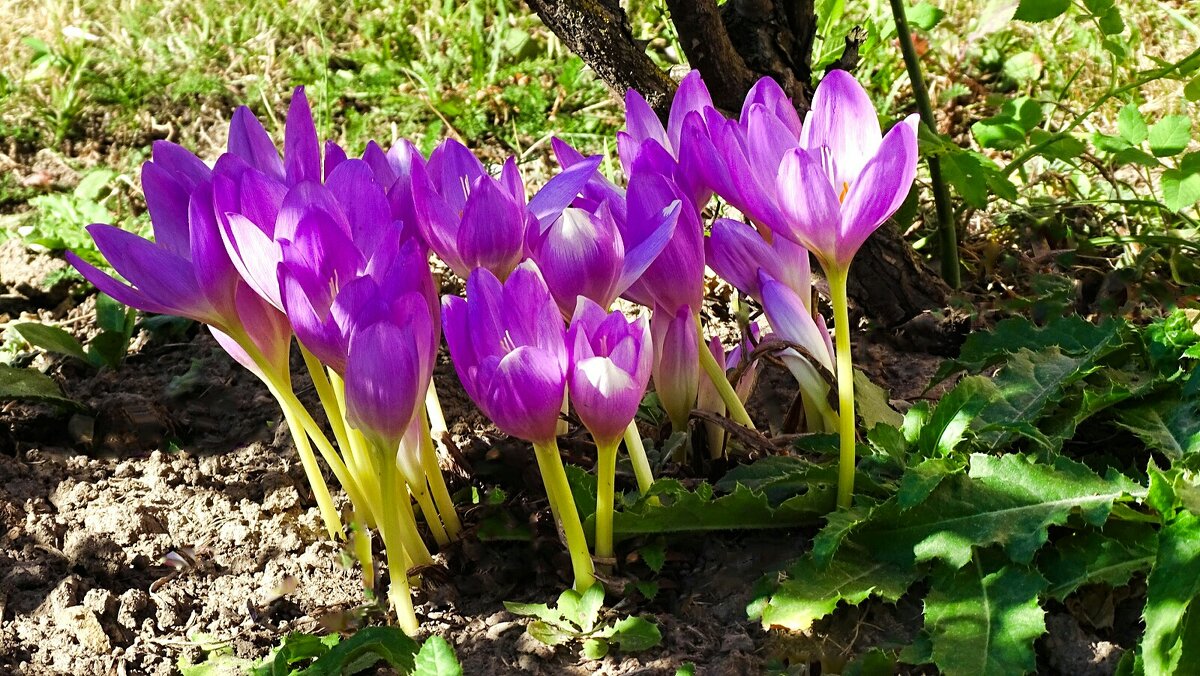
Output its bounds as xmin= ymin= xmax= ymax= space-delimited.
xmin=69 ymin=70 xmax=917 ymax=629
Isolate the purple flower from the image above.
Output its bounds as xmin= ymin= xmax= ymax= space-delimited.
xmin=566 ymin=298 xmax=653 ymax=446
xmin=758 ymin=270 xmax=836 ymax=426
xmin=442 ymin=261 xmax=569 ymax=444
xmin=530 ymin=143 xmax=679 ymax=314
xmin=778 ymin=71 xmax=919 ymax=270
xmin=649 ymin=304 xmax=699 ymax=432
xmin=65 ymin=141 xmax=292 ymax=380
xmin=706 ymin=218 xmax=812 ymax=304
xmin=620 ymin=71 xmax=719 ymax=206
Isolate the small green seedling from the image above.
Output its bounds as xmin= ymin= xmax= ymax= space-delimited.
xmin=12 ymin=293 xmax=136 ymax=368
xmin=504 ymin=585 xmax=662 ymax=660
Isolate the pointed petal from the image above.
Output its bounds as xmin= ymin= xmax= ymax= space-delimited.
xmin=571 ymin=355 xmax=640 ymax=445
xmin=458 ymin=178 xmax=526 ymax=280
xmin=411 ymin=160 xmax=466 ymax=276
xmin=624 ymin=88 xmax=668 ymax=151
xmin=667 ymin=70 xmax=714 ymax=152
xmin=427 ymin=138 xmax=485 ymax=214
xmin=486 ymin=345 xmax=566 ymax=444
xmin=228 ymin=107 xmax=284 ymax=181
xmin=501 ymin=261 xmax=565 ymax=362
xmin=799 ymin=70 xmax=882 ymax=184
xmin=760 ymin=274 xmax=834 ymax=371
xmin=151 ymin=141 xmax=211 ymax=191
xmin=706 ymin=218 xmax=775 ymax=300
xmin=650 ymin=304 xmax=699 ymax=431
xmin=776 ymin=148 xmax=842 ymax=266
xmin=219 ymin=212 xmax=283 ymax=309
xmin=141 ymin=161 xmax=192 ymax=259
xmin=464 ymin=267 xmax=506 ymax=364
xmin=499 ymin=157 xmax=526 ymax=205
xmin=65 ymin=250 xmax=172 ymax=316
xmin=88 ymin=224 xmax=215 ymax=323
xmin=741 ymin=76 xmax=802 ymax=139
xmin=345 ymin=313 xmax=431 ymax=446
xmin=550 ymin=136 xmax=587 ymax=168
xmin=279 ymin=263 xmax=345 ymax=372
xmin=284 ymin=87 xmax=321 ymax=185
xmin=188 ymin=182 xmax=238 ymax=316
xmin=836 ymin=120 xmax=919 ymax=267
xmin=323 ymin=140 xmax=347 ymax=181
xmin=528 ymin=155 xmax=602 ymax=225
xmin=615 ymin=199 xmax=677 ymax=299
xmin=535 ymin=207 xmax=623 ymax=313
xmin=325 ymin=159 xmax=391 ymax=252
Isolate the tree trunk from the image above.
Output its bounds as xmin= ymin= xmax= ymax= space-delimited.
xmin=524 ymin=0 xmax=950 ymax=327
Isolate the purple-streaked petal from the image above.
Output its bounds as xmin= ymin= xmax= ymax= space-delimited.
xmin=623 ymin=89 xmax=669 ymax=152
xmin=235 ymin=282 xmax=293 ymax=378
xmin=650 ymin=304 xmax=699 ymax=431
xmin=776 ymin=148 xmax=842 ymax=266
xmin=799 ymin=70 xmax=882 ymax=186
xmin=535 ymin=206 xmax=624 ymax=313
xmin=463 ymin=267 xmax=506 ymax=364
xmin=457 ymin=178 xmax=526 ymax=280
xmin=706 ymin=218 xmax=775 ymax=300
xmin=188 ymin=182 xmax=238 ymax=316
xmin=141 ymin=161 xmax=192 ymax=259
xmin=345 ymin=313 xmax=431 ymax=446
xmin=65 ymin=251 xmax=173 ymax=317
xmin=550 ymin=136 xmax=587 ymax=168
xmin=614 ymin=200 xmax=677 ymax=299
xmin=228 ymin=107 xmax=284 ymax=181
xmin=88 ymin=224 xmax=215 ymax=323
xmin=219 ymin=213 xmax=283 ymax=309
xmin=499 ymin=157 xmax=525 ymax=205
xmin=279 ymin=263 xmax=345 ymax=372
xmin=760 ymin=272 xmax=834 ymax=371
xmin=667 ymin=70 xmax=714 ymax=152
xmin=836 ymin=119 xmax=918 ymax=267
xmin=323 ymin=141 xmax=347 ymax=181
xmin=485 ymin=345 xmax=566 ymax=444
xmin=501 ymin=261 xmax=565 ymax=362
xmin=741 ymin=77 xmax=802 ymax=140
xmin=411 ymin=160 xmax=466 ymax=275
xmin=570 ymin=355 xmax=640 ymax=445
xmin=362 ymin=140 xmax=396 ymax=187
xmin=528 ymin=155 xmax=602 ymax=226
xmin=284 ymin=87 xmax=321 ymax=185
xmin=325 ymin=159 xmax=392 ymax=253
xmin=427 ymin=138 xmax=486 ymax=214
xmin=441 ymin=294 xmax=481 ymax=402
xmin=151 ymin=141 xmax=211 ymax=191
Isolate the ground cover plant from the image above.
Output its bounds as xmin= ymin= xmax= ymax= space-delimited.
xmin=1 ymin=0 xmax=1199 ymax=674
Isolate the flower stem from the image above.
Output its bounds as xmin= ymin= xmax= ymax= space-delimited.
xmin=300 ymin=346 xmax=352 ymax=460
xmin=418 ymin=408 xmax=462 ymax=539
xmin=378 ymin=447 xmax=419 ymax=634
xmin=276 ymin=399 xmax=344 ymax=540
xmin=828 ymin=268 xmax=857 ymax=509
xmin=532 ymin=439 xmax=595 ymax=591
xmin=594 ymin=439 xmax=619 ymax=564
xmin=694 ymin=316 xmax=755 ymax=430
xmin=622 ymin=421 xmax=654 ymax=494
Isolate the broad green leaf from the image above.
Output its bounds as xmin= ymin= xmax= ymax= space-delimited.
xmin=933 ymin=315 xmax=1123 ymax=382
xmin=972 ymin=118 xmax=1027 ymax=150
xmin=867 ymin=422 xmax=908 ymax=462
xmin=11 ymin=322 xmax=89 ymax=362
xmin=606 ymin=617 xmax=662 ymax=652
xmin=1117 ymin=103 xmax=1148 ymax=144
xmin=1039 ymin=368 xmax=1152 ymax=451
xmin=856 ymin=454 xmax=1142 ymax=568
xmin=581 ymin=638 xmax=609 ymax=660
xmin=0 ymin=364 xmax=84 ymax=409
xmin=811 ymin=501 xmax=880 ymax=565
xmin=972 ymin=348 xmax=1101 ymax=451
xmin=1037 ymin=522 xmax=1156 ymax=600
xmin=1185 ymin=76 xmax=1200 ymax=102
xmin=715 ymin=455 xmax=840 ymax=504
xmin=611 ymin=478 xmax=832 ymax=538
xmin=1148 ymin=115 xmax=1192 ymax=157
xmin=527 ymin=621 xmax=572 ymax=647
xmin=906 ymin=3 xmax=945 ymax=30
xmin=299 ymin=627 xmax=418 ymax=675
xmin=1162 ymin=163 xmax=1200 ymax=212
xmin=1013 ymin=0 xmax=1070 ymax=22
xmin=757 ymin=553 xmax=919 ymax=631
xmin=575 ymin=584 xmax=605 ymax=633
xmin=413 ymin=636 xmax=462 ymax=676
xmin=855 ymin=369 xmax=902 ymax=429
xmin=1141 ymin=511 xmax=1200 ymax=674
xmin=1096 ymin=7 xmax=1124 ymax=34
xmin=895 ymin=456 xmax=967 ymax=510
xmin=638 ymin=540 xmax=666 ymax=573
xmin=554 ymin=589 xmax=583 ymax=630
xmin=1003 ymin=51 xmax=1042 ymax=82
xmin=1093 ymin=132 xmax=1131 ymax=153
xmin=917 ymin=377 xmax=991 ymax=456
xmin=925 ymin=560 xmax=1047 ymax=676
xmin=1112 ymin=394 xmax=1200 ymax=459
xmin=503 ymin=600 xmax=563 ymax=625
xmin=1027 ymin=130 xmax=1086 ymax=161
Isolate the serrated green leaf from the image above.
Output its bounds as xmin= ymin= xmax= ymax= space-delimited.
xmin=554 ymin=589 xmax=583 ymax=630
xmin=612 ymin=477 xmax=832 ymax=538
xmin=1038 ymin=522 xmax=1156 ymax=600
xmin=918 ymin=377 xmax=991 ymax=456
xmin=581 ymin=638 xmax=609 ymax=660
xmin=811 ymin=501 xmax=880 ymax=565
xmin=413 ymin=636 xmax=461 ymax=676
xmin=1013 ymin=0 xmax=1069 ymax=22
xmin=973 ymin=118 xmax=1027 ymax=150
xmin=638 ymin=541 xmax=666 ymax=573
xmin=855 ymin=369 xmax=902 ymax=429
xmin=12 ymin=322 xmax=89 ymax=362
xmin=896 ymin=456 xmax=967 ymax=510
xmin=933 ymin=315 xmax=1122 ymax=382
xmin=714 ymin=455 xmax=840 ymax=503
xmin=1141 ymin=511 xmax=1200 ymax=674
xmin=758 ymin=553 xmax=919 ymax=631
xmin=527 ymin=621 xmax=572 ymax=647
xmin=856 ymin=454 xmax=1142 ymax=568
xmin=1149 ymin=115 xmax=1192 ymax=157
xmin=0 ymin=364 xmax=84 ymax=409
xmin=925 ymin=559 xmax=1047 ymax=676
xmin=1027 ymin=130 xmax=1086 ymax=161
xmin=607 ymin=616 xmax=661 ymax=652
xmin=1112 ymin=394 xmax=1200 ymax=459
xmin=1118 ymin=103 xmax=1148 ymax=144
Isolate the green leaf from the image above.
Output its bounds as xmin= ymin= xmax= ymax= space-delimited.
xmin=906 ymin=2 xmax=945 ymax=30
xmin=0 ymin=364 xmax=84 ymax=409
xmin=1013 ymin=0 xmax=1070 ymax=22
xmin=1038 ymin=522 xmax=1156 ymax=600
xmin=855 ymin=369 xmax=902 ymax=429
xmin=1112 ymin=394 xmax=1200 ymax=460
xmin=757 ymin=552 xmax=919 ymax=631
xmin=1185 ymin=76 xmax=1200 ymax=103
xmin=1096 ymin=8 xmax=1124 ymax=34
xmin=933 ymin=315 xmax=1123 ymax=382
xmin=413 ymin=636 xmax=462 ymax=676
xmin=606 ymin=616 xmax=662 ymax=652
xmin=503 ymin=600 xmax=563 ymax=626
xmin=612 ymin=477 xmax=832 ymax=538
xmin=527 ymin=621 xmax=573 ymax=647
xmin=917 ymin=377 xmax=991 ymax=456
xmin=11 ymin=322 xmax=89 ymax=362
xmin=1117 ymin=103 xmax=1148 ymax=144
xmin=855 ymin=454 xmax=1143 ymax=568
xmin=1149 ymin=115 xmax=1192 ymax=157
xmin=1027 ymin=130 xmax=1086 ymax=161
xmin=575 ymin=584 xmax=605 ymax=633
xmin=299 ymin=627 xmax=418 ymax=675
xmin=843 ymin=648 xmax=897 ymax=676
xmin=972 ymin=118 xmax=1027 ymax=150
xmin=811 ymin=501 xmax=880 ymax=565
xmin=638 ymin=540 xmax=667 ymax=573
xmin=87 ymin=332 xmax=130 ymax=369
xmin=581 ymin=638 xmax=609 ymax=660
xmin=896 ymin=456 xmax=967 ymax=510
xmin=1141 ymin=511 xmax=1200 ymax=673
xmin=925 ymin=559 xmax=1047 ymax=676
xmin=1162 ymin=158 xmax=1200 ymax=212
xmin=1003 ymin=51 xmax=1042 ymax=82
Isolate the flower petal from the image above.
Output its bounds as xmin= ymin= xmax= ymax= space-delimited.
xmin=345 ymin=313 xmax=431 ymax=447
xmin=279 ymin=262 xmax=345 ymax=372
xmin=501 ymin=261 xmax=565 ymax=362
xmin=799 ymin=69 xmax=882 ymax=185
xmin=528 ymin=155 xmax=602 ymax=226
xmin=836 ymin=119 xmax=918 ymax=267
xmin=457 ymin=178 xmax=526 ymax=280
xmin=570 ymin=355 xmax=640 ymax=445
xmin=228 ymin=107 xmax=284 ymax=181
xmin=88 ymin=224 xmax=215 ymax=323
xmin=776 ymin=148 xmax=842 ymax=267
xmin=667 ymin=70 xmax=714 ymax=152
xmin=141 ymin=161 xmax=193 ymax=260
xmin=219 ymin=212 xmax=283 ymax=309
xmin=65 ymin=251 xmax=172 ymax=317
xmin=323 ymin=140 xmax=348 ymax=181
xmin=760 ymin=273 xmax=834 ymax=371
xmin=623 ymin=89 xmax=669 ymax=153
xmin=650 ymin=304 xmax=699 ymax=431
xmin=534 ymin=206 xmax=623 ymax=313
xmin=284 ymin=87 xmax=321 ymax=185
xmin=741 ymin=77 xmax=802 ymax=140
xmin=188 ymin=181 xmax=238 ymax=316
xmin=485 ymin=345 xmax=566 ymax=444
xmin=325 ymin=159 xmax=391 ymax=253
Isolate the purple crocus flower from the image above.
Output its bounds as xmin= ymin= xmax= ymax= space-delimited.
xmin=706 ymin=218 xmax=813 ymax=305
xmin=620 ymin=71 xmax=720 ymax=206
xmin=566 ymin=298 xmax=653 ymax=447
xmin=65 ymin=141 xmax=292 ymax=380
xmin=529 ymin=143 xmax=680 ymax=314
xmin=649 ymin=304 xmax=700 ymax=432
xmin=442 ymin=262 xmax=568 ymax=444
xmin=778 ymin=71 xmax=919 ymax=271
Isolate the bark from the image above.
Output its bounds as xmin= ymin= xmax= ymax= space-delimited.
xmin=524 ymin=0 xmax=950 ymax=327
